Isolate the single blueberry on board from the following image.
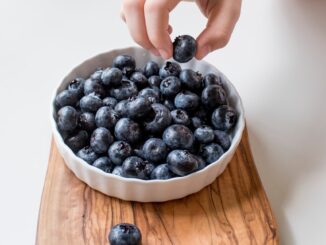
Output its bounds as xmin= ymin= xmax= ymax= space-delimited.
xmin=109 ymin=223 xmax=142 ymax=245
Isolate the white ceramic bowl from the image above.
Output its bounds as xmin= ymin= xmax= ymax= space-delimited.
xmin=51 ymin=47 xmax=245 ymax=202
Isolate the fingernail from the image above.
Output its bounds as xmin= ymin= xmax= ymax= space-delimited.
xmin=158 ymin=49 xmax=170 ymax=59
xmin=150 ymin=49 xmax=160 ymax=56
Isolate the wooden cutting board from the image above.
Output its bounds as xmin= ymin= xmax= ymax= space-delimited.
xmin=36 ymin=128 xmax=279 ymax=245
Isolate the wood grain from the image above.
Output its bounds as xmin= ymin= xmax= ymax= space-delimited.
xmin=36 ymin=128 xmax=278 ymax=245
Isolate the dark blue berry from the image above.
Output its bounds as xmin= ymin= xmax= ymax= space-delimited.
xmin=191 ymin=117 xmax=203 ymax=129
xmin=148 ymin=75 xmax=162 ymax=88
xmin=65 ymin=130 xmax=89 ymax=153
xmin=150 ymin=164 xmax=174 ymax=180
xmin=109 ymin=223 xmax=142 ymax=245
xmin=142 ymin=138 xmax=168 ymax=163
xmin=90 ymin=127 xmax=114 ymax=154
xmin=114 ymin=100 xmax=128 ymax=117
xmin=144 ymin=103 xmax=172 ymax=133
xmin=201 ymin=85 xmax=227 ymax=109
xmin=159 ymin=61 xmax=181 ymax=78
xmin=138 ymin=88 xmax=160 ymax=103
xmin=174 ymin=91 xmax=200 ymax=111
xmin=214 ymin=130 xmax=231 ymax=151
xmin=68 ymin=78 xmax=85 ymax=98
xmin=95 ymin=106 xmax=119 ymax=129
xmin=160 ymin=76 xmax=181 ymax=98
xmin=163 ymin=124 xmax=194 ymax=150
xmin=195 ymin=155 xmax=206 ymax=170
xmin=163 ymin=99 xmax=175 ymax=111
xmin=143 ymin=61 xmax=159 ymax=77
xmin=201 ymin=143 xmax=224 ymax=164
xmin=79 ymin=93 xmax=103 ymax=113
xmin=109 ymin=79 xmax=138 ymax=100
xmin=90 ymin=68 xmax=103 ymax=81
xmin=130 ymin=72 xmax=148 ymax=88
xmin=171 ymin=109 xmax=190 ymax=125
xmin=101 ymin=67 xmax=122 ymax=87
xmin=55 ymin=90 xmax=79 ymax=109
xmin=203 ymin=73 xmax=223 ymax=87
xmin=194 ymin=125 xmax=215 ymax=143
xmin=108 ymin=141 xmax=133 ymax=165
xmin=112 ymin=166 xmax=123 ymax=176
xmin=167 ymin=150 xmax=199 ymax=176
xmin=211 ymin=105 xmax=237 ymax=131
xmin=114 ymin=118 xmax=142 ymax=144
xmin=113 ymin=55 xmax=136 ymax=76
xmin=144 ymin=162 xmax=155 ymax=178
xmin=103 ymin=97 xmax=118 ymax=108
xmin=92 ymin=156 xmax=113 ymax=173
xmin=179 ymin=69 xmax=202 ymax=91
xmin=78 ymin=112 xmax=96 ymax=132
xmin=173 ymin=35 xmax=197 ymax=63
xmin=57 ymin=106 xmax=78 ymax=132
xmin=84 ymin=78 xmax=105 ymax=98
xmin=77 ymin=146 xmax=98 ymax=164
xmin=126 ymin=96 xmax=151 ymax=119
xmin=122 ymin=156 xmax=147 ymax=179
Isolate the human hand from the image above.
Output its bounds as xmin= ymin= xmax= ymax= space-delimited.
xmin=121 ymin=0 xmax=241 ymax=60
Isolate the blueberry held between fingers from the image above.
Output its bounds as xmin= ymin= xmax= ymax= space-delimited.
xmin=160 ymin=76 xmax=181 ymax=98
xmin=194 ymin=125 xmax=215 ymax=144
xmin=203 ymin=73 xmax=223 ymax=87
xmin=109 ymin=223 xmax=142 ymax=245
xmin=201 ymin=85 xmax=227 ymax=109
xmin=211 ymin=105 xmax=237 ymax=131
xmin=108 ymin=141 xmax=133 ymax=165
xmin=122 ymin=156 xmax=147 ymax=180
xmin=174 ymin=91 xmax=200 ymax=111
xmin=179 ymin=69 xmax=202 ymax=91
xmin=150 ymin=164 xmax=174 ymax=180
xmin=173 ymin=35 xmax=197 ymax=63
xmin=148 ymin=75 xmax=161 ymax=88
xmin=171 ymin=109 xmax=190 ymax=125
xmin=79 ymin=93 xmax=103 ymax=113
xmin=159 ymin=61 xmax=181 ymax=79
xmin=65 ymin=130 xmax=89 ymax=153
xmin=201 ymin=143 xmax=224 ymax=164
xmin=126 ymin=96 xmax=151 ymax=119
xmin=109 ymin=79 xmax=138 ymax=100
xmin=103 ymin=97 xmax=118 ymax=108
xmin=55 ymin=90 xmax=79 ymax=109
xmin=143 ymin=61 xmax=159 ymax=78
xmin=92 ymin=156 xmax=113 ymax=173
xmin=112 ymin=166 xmax=123 ymax=176
xmin=84 ymin=78 xmax=106 ymax=98
xmin=90 ymin=127 xmax=114 ymax=154
xmin=214 ymin=130 xmax=231 ymax=151
xmin=130 ymin=71 xmax=148 ymax=88
xmin=114 ymin=118 xmax=142 ymax=144
xmin=78 ymin=112 xmax=96 ymax=132
xmin=95 ymin=106 xmax=119 ymax=129
xmin=68 ymin=77 xmax=85 ymax=98
xmin=163 ymin=124 xmax=194 ymax=150
xmin=77 ymin=146 xmax=98 ymax=164
xmin=167 ymin=150 xmax=199 ymax=176
xmin=144 ymin=103 xmax=172 ymax=133
xmin=101 ymin=67 xmax=122 ymax=87
xmin=142 ymin=138 xmax=168 ymax=163
xmin=57 ymin=106 xmax=78 ymax=132
xmin=113 ymin=55 xmax=136 ymax=76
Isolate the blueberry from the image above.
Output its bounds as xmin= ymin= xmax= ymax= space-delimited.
xmin=109 ymin=79 xmax=138 ymax=100
xmin=130 ymin=72 xmax=148 ymax=88
xmin=214 ymin=130 xmax=231 ymax=151
xmin=159 ymin=61 xmax=181 ymax=79
xmin=144 ymin=103 xmax=172 ymax=133
xmin=201 ymin=143 xmax=224 ymax=164
xmin=144 ymin=162 xmax=156 ymax=177
xmin=194 ymin=125 xmax=215 ymax=143
xmin=173 ymin=35 xmax=197 ymax=63
xmin=191 ymin=117 xmax=203 ymax=129
xmin=122 ymin=156 xmax=147 ymax=179
xmin=77 ymin=146 xmax=98 ymax=164
xmin=101 ymin=67 xmax=122 ymax=87
xmin=163 ymin=99 xmax=175 ymax=111
xmin=174 ymin=90 xmax=200 ymax=111
xmin=90 ymin=127 xmax=114 ymax=154
xmin=143 ymin=61 xmax=159 ymax=77
xmin=114 ymin=100 xmax=128 ymax=117
xmin=142 ymin=138 xmax=168 ymax=163
xmin=171 ymin=109 xmax=190 ymax=125
xmin=108 ymin=141 xmax=133 ymax=165
xmin=112 ymin=166 xmax=123 ymax=176
xmin=150 ymin=164 xmax=174 ymax=180
xmin=160 ymin=76 xmax=181 ymax=98
xmin=114 ymin=118 xmax=142 ymax=144
xmin=179 ymin=69 xmax=202 ymax=91
xmin=103 ymin=97 xmax=118 ymax=108
xmin=167 ymin=150 xmax=198 ymax=176
xmin=201 ymin=85 xmax=227 ymax=109
xmin=92 ymin=156 xmax=113 ymax=173
xmin=65 ymin=130 xmax=89 ymax=153
xmin=203 ymin=73 xmax=223 ymax=87
xmin=211 ymin=105 xmax=237 ymax=131
xmin=84 ymin=78 xmax=106 ymax=98
xmin=193 ymin=106 xmax=209 ymax=121
xmin=67 ymin=77 xmax=85 ymax=98
xmin=57 ymin=106 xmax=78 ymax=132
xmin=90 ymin=68 xmax=103 ymax=81
xmin=55 ymin=90 xmax=79 ymax=108
xmin=138 ymin=88 xmax=160 ymax=103
xmin=126 ymin=96 xmax=151 ymax=119
xmin=148 ymin=75 xmax=162 ymax=88
xmin=95 ymin=106 xmax=119 ymax=129
xmin=109 ymin=223 xmax=142 ymax=245
xmin=195 ymin=155 xmax=206 ymax=170
xmin=78 ymin=112 xmax=96 ymax=132
xmin=162 ymin=124 xmax=194 ymax=150
xmin=79 ymin=93 xmax=103 ymax=113
xmin=113 ymin=55 xmax=136 ymax=76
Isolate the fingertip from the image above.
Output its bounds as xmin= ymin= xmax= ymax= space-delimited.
xmin=195 ymin=45 xmax=211 ymax=60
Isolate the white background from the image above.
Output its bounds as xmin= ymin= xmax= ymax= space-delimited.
xmin=0 ymin=0 xmax=326 ymax=244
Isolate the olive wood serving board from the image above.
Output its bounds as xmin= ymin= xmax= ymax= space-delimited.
xmin=36 ymin=128 xmax=278 ymax=244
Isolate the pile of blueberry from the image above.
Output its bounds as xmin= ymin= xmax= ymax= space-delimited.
xmin=55 ymin=53 xmax=237 ymax=180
